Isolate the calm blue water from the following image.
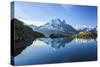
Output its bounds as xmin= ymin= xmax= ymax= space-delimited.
xmin=15 ymin=38 xmax=97 ymax=65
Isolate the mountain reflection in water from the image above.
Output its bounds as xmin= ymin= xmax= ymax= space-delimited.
xmin=38 ymin=38 xmax=73 ymax=49
xmin=15 ymin=38 xmax=97 ymax=65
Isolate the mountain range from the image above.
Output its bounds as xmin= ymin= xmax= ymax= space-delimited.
xmin=30 ymin=18 xmax=76 ymax=37
xmin=30 ymin=18 xmax=97 ymax=37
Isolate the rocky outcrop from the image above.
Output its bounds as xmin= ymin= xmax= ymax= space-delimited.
xmin=11 ymin=18 xmax=45 ymax=57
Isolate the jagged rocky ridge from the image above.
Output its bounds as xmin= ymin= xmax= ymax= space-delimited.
xmin=30 ymin=18 xmax=77 ymax=37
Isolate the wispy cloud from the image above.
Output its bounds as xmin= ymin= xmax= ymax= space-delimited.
xmin=61 ymin=4 xmax=73 ymax=11
xmin=19 ymin=19 xmax=45 ymax=26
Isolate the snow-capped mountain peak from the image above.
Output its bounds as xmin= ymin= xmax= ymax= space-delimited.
xmin=30 ymin=18 xmax=77 ymax=37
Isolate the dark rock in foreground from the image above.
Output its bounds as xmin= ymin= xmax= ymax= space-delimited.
xmin=11 ymin=18 xmax=45 ymax=57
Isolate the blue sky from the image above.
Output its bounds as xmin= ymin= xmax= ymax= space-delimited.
xmin=14 ymin=1 xmax=97 ymax=28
